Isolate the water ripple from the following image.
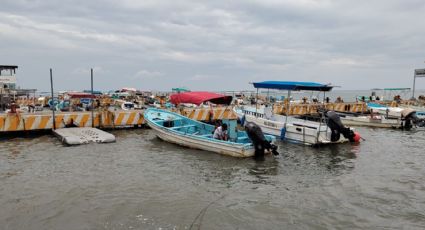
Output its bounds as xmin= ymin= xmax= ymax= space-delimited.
xmin=1 ymin=128 xmax=425 ymax=229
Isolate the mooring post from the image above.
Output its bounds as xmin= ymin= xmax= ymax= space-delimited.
xmin=50 ymin=68 xmax=56 ymax=130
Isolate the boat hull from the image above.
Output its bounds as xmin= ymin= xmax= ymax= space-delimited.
xmin=340 ymin=116 xmax=401 ymax=128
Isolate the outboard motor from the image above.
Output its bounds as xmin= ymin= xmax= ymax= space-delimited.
xmin=326 ymin=111 xmax=360 ymax=142
xmin=244 ymin=121 xmax=279 ymax=157
xmin=402 ymin=109 xmax=425 ymax=129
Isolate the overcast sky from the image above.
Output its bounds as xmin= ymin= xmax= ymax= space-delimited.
xmin=1 ymin=0 xmax=424 ymax=92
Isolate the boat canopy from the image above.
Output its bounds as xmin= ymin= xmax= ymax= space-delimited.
xmin=383 ymin=88 xmax=411 ymax=91
xmin=172 ymin=87 xmax=190 ymax=93
xmin=252 ymin=81 xmax=333 ymax=91
xmin=170 ymin=91 xmax=233 ymax=105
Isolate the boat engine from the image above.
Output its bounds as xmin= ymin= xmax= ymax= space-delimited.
xmin=402 ymin=109 xmax=425 ymax=129
xmin=326 ymin=111 xmax=360 ymax=142
xmin=244 ymin=121 xmax=279 ymax=157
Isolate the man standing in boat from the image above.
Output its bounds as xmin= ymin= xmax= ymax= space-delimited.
xmin=213 ymin=123 xmax=228 ymax=141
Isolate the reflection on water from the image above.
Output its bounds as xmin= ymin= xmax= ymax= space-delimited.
xmin=1 ymin=127 xmax=425 ymax=229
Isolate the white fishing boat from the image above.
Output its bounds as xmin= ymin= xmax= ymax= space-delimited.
xmin=235 ymin=81 xmax=361 ymax=146
xmin=364 ymin=103 xmax=425 ymax=129
xmin=368 ymin=102 xmax=425 ymax=119
xmin=339 ymin=114 xmax=402 ymax=128
xmin=367 ymin=102 xmax=405 ymax=118
xmin=144 ymin=108 xmax=277 ymax=157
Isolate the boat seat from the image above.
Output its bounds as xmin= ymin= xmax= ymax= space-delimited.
xmin=237 ymin=137 xmax=250 ymax=142
xmin=170 ymin=125 xmax=197 ymax=130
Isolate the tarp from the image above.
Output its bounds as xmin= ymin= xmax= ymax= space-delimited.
xmin=253 ymin=81 xmax=333 ymax=91
xmin=170 ymin=91 xmax=232 ymax=105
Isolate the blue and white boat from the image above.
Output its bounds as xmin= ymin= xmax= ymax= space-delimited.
xmin=144 ymin=108 xmax=276 ymax=157
xmin=368 ymin=102 xmax=425 ymax=119
xmin=234 ymin=81 xmax=358 ymax=146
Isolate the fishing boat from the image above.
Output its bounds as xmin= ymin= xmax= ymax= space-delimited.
xmin=234 ymin=81 xmax=360 ymax=146
xmin=329 ymin=100 xmax=424 ymax=128
xmin=339 ymin=114 xmax=402 ymax=128
xmin=367 ymin=102 xmax=425 ymax=119
xmin=144 ymin=108 xmax=276 ymax=157
xmin=367 ymin=102 xmax=404 ymax=118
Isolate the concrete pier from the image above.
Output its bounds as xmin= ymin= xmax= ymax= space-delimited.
xmin=0 ymin=107 xmax=237 ymax=133
xmin=53 ymin=127 xmax=116 ymax=145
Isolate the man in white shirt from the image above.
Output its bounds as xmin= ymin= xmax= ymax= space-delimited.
xmin=213 ymin=123 xmax=228 ymax=141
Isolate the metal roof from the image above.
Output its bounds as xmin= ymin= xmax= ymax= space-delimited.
xmin=0 ymin=65 xmax=18 ymax=70
xmin=252 ymin=81 xmax=334 ymax=91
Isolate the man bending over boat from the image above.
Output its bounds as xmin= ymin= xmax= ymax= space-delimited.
xmin=213 ymin=123 xmax=228 ymax=141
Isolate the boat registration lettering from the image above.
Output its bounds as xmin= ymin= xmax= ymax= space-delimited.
xmin=264 ymin=121 xmax=277 ymax=128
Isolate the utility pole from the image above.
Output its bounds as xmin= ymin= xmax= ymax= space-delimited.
xmin=91 ymin=68 xmax=94 ymax=127
xmin=50 ymin=68 xmax=56 ymax=130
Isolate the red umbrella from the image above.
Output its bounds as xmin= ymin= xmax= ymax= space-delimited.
xmin=170 ymin=91 xmax=232 ymax=105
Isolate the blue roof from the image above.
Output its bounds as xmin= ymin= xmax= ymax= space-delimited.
xmin=252 ymin=81 xmax=333 ymax=91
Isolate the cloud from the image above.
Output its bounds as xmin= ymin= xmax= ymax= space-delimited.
xmin=134 ymin=70 xmax=163 ymax=79
xmin=189 ymin=74 xmax=213 ymax=81
xmin=320 ymin=57 xmax=376 ymax=68
xmin=1 ymin=0 xmax=425 ymax=91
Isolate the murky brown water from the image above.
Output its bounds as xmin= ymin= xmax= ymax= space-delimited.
xmin=1 ymin=127 xmax=425 ymax=230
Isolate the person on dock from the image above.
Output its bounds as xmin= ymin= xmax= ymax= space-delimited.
xmin=213 ymin=123 xmax=228 ymax=141
xmin=28 ymin=103 xmax=35 ymax=113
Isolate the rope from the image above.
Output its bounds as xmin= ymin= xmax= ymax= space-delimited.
xmin=189 ymin=194 xmax=226 ymax=230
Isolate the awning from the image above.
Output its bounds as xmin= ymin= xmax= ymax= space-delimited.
xmin=170 ymin=91 xmax=232 ymax=105
xmin=252 ymin=81 xmax=333 ymax=91
xmin=383 ymin=88 xmax=411 ymax=91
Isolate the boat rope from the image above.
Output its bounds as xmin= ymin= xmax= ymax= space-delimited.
xmin=188 ymin=194 xmax=226 ymax=230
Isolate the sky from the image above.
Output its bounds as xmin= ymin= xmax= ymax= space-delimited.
xmin=1 ymin=0 xmax=425 ymax=92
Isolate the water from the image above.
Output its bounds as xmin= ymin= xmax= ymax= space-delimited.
xmin=1 ymin=128 xmax=425 ymax=230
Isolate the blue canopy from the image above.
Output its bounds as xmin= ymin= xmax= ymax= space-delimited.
xmin=252 ymin=81 xmax=333 ymax=91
